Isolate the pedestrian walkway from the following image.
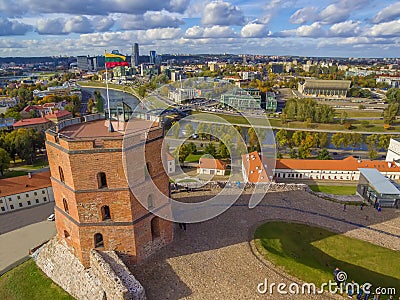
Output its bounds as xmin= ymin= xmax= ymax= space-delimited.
xmin=130 ymin=190 xmax=399 ymax=299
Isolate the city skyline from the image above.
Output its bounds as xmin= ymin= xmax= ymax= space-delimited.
xmin=0 ymin=0 xmax=399 ymax=58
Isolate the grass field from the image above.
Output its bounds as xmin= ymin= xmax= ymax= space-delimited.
xmin=185 ymin=153 xmax=204 ymax=163
xmin=254 ymin=222 xmax=400 ymax=290
xmin=0 ymin=259 xmax=73 ymax=300
xmin=309 ymin=185 xmax=357 ymax=195
xmin=335 ymin=109 xmax=382 ymax=118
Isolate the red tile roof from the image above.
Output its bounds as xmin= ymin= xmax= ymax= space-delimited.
xmin=198 ymin=158 xmax=227 ymax=170
xmin=13 ymin=117 xmax=52 ymax=128
xmin=275 ymin=156 xmax=399 ymax=172
xmin=23 ymin=105 xmax=43 ymax=112
xmin=46 ymin=110 xmax=72 ymax=119
xmin=0 ymin=171 xmax=51 ymax=197
xmin=166 ymin=152 xmax=175 ymax=161
xmin=242 ymin=151 xmax=269 ymax=183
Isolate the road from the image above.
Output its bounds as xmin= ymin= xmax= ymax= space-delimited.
xmin=0 ymin=202 xmax=55 ymax=235
xmin=0 ymin=221 xmax=56 ymax=274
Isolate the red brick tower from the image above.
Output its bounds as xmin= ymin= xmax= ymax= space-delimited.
xmin=45 ymin=114 xmax=173 ymax=267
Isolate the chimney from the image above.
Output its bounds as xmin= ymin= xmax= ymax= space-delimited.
xmin=28 ymin=172 xmax=32 ymax=179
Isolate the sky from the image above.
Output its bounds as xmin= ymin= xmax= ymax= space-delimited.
xmin=0 ymin=0 xmax=399 ymax=58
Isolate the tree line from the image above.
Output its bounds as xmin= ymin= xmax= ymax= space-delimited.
xmin=281 ymin=98 xmax=335 ymax=123
xmin=0 ymin=129 xmax=45 ymax=175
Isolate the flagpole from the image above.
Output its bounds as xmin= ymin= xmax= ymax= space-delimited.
xmin=104 ymin=50 xmax=114 ymax=132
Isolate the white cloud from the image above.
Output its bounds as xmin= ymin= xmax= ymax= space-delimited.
xmin=368 ymin=20 xmax=400 ymax=38
xmin=119 ymin=11 xmax=184 ymax=30
xmin=296 ymin=22 xmax=325 ymax=37
xmin=0 ymin=17 xmax=32 ymax=35
xmin=64 ymin=16 xmax=93 ymax=34
xmin=202 ymin=1 xmax=245 ymax=26
xmin=289 ymin=7 xmax=319 ymax=24
xmin=241 ymin=23 xmax=269 ymax=38
xmin=329 ymin=20 xmax=361 ymax=37
xmin=258 ymin=0 xmax=296 ymax=24
xmin=184 ymin=25 xmax=236 ymax=38
xmin=373 ymin=2 xmax=400 ymax=24
xmin=36 ymin=18 xmax=66 ymax=35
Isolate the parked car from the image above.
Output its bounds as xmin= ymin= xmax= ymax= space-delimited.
xmin=47 ymin=214 xmax=55 ymax=221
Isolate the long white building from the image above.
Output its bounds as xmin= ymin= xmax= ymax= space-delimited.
xmin=0 ymin=172 xmax=54 ymax=214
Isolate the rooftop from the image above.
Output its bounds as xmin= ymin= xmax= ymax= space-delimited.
xmin=13 ymin=117 xmax=51 ymax=127
xmin=303 ymin=79 xmax=351 ymax=89
xmin=275 ymin=156 xmax=399 ymax=172
xmin=359 ymin=168 xmax=400 ymax=195
xmin=198 ymin=158 xmax=227 ymax=170
xmin=0 ymin=171 xmax=51 ymax=197
xmin=46 ymin=110 xmax=72 ymax=119
xmin=242 ymin=151 xmax=269 ymax=183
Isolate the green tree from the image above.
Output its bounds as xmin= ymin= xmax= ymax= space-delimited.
xmin=4 ymin=108 xmax=21 ymax=121
xmin=317 ymin=149 xmax=331 ymax=160
xmin=292 ymin=131 xmax=305 ymax=147
xmin=94 ymin=91 xmax=104 ymax=113
xmin=171 ymin=122 xmax=180 ymax=138
xmin=187 ymin=142 xmax=197 ymax=154
xmin=317 ymin=132 xmax=329 ymax=148
xmin=218 ymin=141 xmax=230 ymax=158
xmin=368 ymin=149 xmax=378 ymax=160
xmin=349 ymin=133 xmax=363 ymax=151
xmin=383 ymin=103 xmax=399 ymax=125
xmin=175 ymin=144 xmax=191 ymax=166
xmin=331 ymin=133 xmax=343 ymax=149
xmin=184 ymin=123 xmax=194 ymax=137
xmin=0 ymin=147 xmax=11 ymax=176
xmin=339 ymin=111 xmax=348 ymax=125
xmin=87 ymin=98 xmax=95 ymax=113
xmin=14 ymin=129 xmax=41 ymax=164
xmin=275 ymin=129 xmax=289 ymax=148
xmin=289 ymin=148 xmax=298 ymax=159
xmin=204 ymin=142 xmax=216 ymax=157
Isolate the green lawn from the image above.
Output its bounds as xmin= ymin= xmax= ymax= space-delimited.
xmin=335 ymin=109 xmax=382 ymax=118
xmin=0 ymin=259 xmax=73 ymax=300
xmin=185 ymin=153 xmax=204 ymax=163
xmin=254 ymin=222 xmax=400 ymax=290
xmin=309 ymin=185 xmax=357 ymax=195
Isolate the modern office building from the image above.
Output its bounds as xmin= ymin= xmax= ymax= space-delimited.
xmin=220 ymin=88 xmax=262 ymax=110
xmin=149 ymin=51 xmax=156 ymax=65
xmin=132 ymin=43 xmax=139 ymax=67
xmin=265 ymin=92 xmax=277 ymax=112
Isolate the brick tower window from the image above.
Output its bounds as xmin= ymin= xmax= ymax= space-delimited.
xmin=145 ymin=163 xmax=150 ymax=179
xmin=151 ymin=217 xmax=161 ymax=240
xmin=59 ymin=166 xmax=65 ymax=183
xmin=101 ymin=205 xmax=111 ymax=220
xmin=63 ymin=198 xmax=69 ymax=213
xmin=94 ymin=233 xmax=104 ymax=248
xmin=97 ymin=172 xmax=107 ymax=188
xmin=64 ymin=230 xmax=70 ymax=239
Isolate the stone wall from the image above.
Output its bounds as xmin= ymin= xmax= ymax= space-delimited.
xmin=35 ymin=237 xmax=146 ymax=300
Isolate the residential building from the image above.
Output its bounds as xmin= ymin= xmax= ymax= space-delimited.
xmin=386 ymin=138 xmax=400 ymax=163
xmin=0 ymin=97 xmax=19 ymax=107
xmin=298 ymin=79 xmax=351 ymax=99
xmin=13 ymin=117 xmax=53 ymax=132
xmin=242 ymin=151 xmax=269 ymax=183
xmin=20 ymin=105 xmax=44 ymax=119
xmin=198 ymin=158 xmax=227 ymax=176
xmin=166 ymin=152 xmax=176 ymax=174
xmin=0 ymin=172 xmax=54 ymax=214
xmin=274 ymin=156 xmax=400 ymax=181
xmin=357 ymin=168 xmax=400 ymax=208
xmin=376 ymin=74 xmax=400 ymax=88
xmin=0 ymin=118 xmax=15 ymax=131
xmin=168 ymin=88 xmax=200 ymax=104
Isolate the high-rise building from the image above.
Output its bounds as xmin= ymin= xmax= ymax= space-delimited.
xmin=132 ymin=43 xmax=139 ymax=67
xmin=149 ymin=51 xmax=156 ymax=64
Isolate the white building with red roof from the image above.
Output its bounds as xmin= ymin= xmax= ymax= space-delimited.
xmin=274 ymin=156 xmax=400 ymax=181
xmin=45 ymin=110 xmax=72 ymax=124
xmin=166 ymin=152 xmax=176 ymax=174
xmin=0 ymin=171 xmax=54 ymax=214
xmin=13 ymin=117 xmax=53 ymax=132
xmin=198 ymin=157 xmax=227 ymax=176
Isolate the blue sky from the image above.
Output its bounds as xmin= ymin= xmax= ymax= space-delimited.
xmin=0 ymin=0 xmax=399 ymax=57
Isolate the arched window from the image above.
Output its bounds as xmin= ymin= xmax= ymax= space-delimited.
xmin=63 ymin=198 xmax=69 ymax=214
xmin=64 ymin=230 xmax=70 ymax=239
xmin=101 ymin=205 xmax=111 ymax=220
xmin=59 ymin=166 xmax=65 ymax=183
xmin=97 ymin=172 xmax=107 ymax=188
xmin=147 ymin=194 xmax=154 ymax=210
xmin=94 ymin=233 xmax=104 ymax=248
xmin=151 ymin=217 xmax=161 ymax=240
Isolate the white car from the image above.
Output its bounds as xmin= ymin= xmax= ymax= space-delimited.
xmin=47 ymin=214 xmax=55 ymax=221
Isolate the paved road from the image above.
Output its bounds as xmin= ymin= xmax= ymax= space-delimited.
xmin=0 ymin=221 xmax=56 ymax=273
xmin=0 ymin=202 xmax=55 ymax=235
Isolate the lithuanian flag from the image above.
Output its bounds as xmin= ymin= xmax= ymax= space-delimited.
xmin=105 ymin=53 xmax=130 ymax=68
